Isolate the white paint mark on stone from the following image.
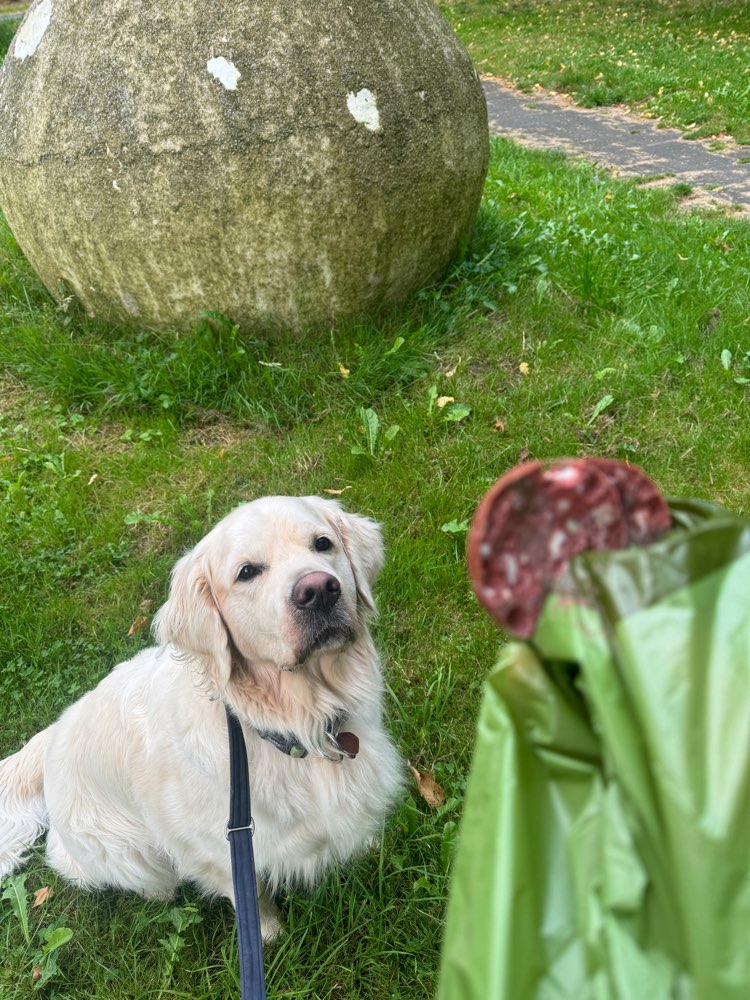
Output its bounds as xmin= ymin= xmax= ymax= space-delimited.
xmin=346 ymin=88 xmax=380 ymax=132
xmin=13 ymin=0 xmax=53 ymax=61
xmin=150 ymin=138 xmax=185 ymax=154
xmin=112 ymin=179 xmax=121 ymax=192
xmin=319 ymin=254 xmax=333 ymax=289
xmin=207 ymin=56 xmax=241 ymax=90
xmin=120 ymin=292 xmax=140 ymax=317
xmin=418 ymin=90 xmax=427 ymax=100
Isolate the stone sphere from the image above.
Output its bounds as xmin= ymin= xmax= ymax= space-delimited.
xmin=0 ymin=0 xmax=488 ymax=332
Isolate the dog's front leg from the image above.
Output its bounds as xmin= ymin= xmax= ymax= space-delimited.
xmin=220 ymin=876 xmax=282 ymax=944
xmin=257 ymin=882 xmax=282 ymax=943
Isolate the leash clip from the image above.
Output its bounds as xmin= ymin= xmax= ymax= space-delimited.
xmin=226 ymin=818 xmax=255 ymax=840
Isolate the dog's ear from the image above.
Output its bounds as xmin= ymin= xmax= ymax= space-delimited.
xmin=331 ymin=506 xmax=385 ymax=613
xmin=152 ymin=547 xmax=233 ymax=691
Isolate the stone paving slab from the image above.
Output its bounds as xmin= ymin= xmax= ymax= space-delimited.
xmin=483 ymin=77 xmax=750 ymax=210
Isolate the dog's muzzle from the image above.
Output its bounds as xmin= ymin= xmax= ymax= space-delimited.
xmin=290 ymin=572 xmax=355 ymax=665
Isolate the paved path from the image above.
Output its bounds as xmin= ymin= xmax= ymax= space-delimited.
xmin=482 ymin=77 xmax=750 ymax=210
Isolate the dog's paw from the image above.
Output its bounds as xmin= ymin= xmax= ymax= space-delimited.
xmin=259 ymin=891 xmax=284 ymax=945
xmin=138 ymin=887 xmax=177 ymax=901
xmin=261 ymin=912 xmax=284 ymax=945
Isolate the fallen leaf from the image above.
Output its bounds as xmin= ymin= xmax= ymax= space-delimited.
xmin=408 ymin=762 xmax=445 ymax=809
xmin=32 ymin=886 xmax=52 ymax=908
xmin=324 ymin=486 xmax=352 ymax=495
xmin=32 ymin=966 xmax=42 ymax=983
xmin=445 ymin=356 xmax=461 ymax=378
xmin=518 ymin=447 xmax=531 ymax=463
xmin=338 ymin=363 xmax=350 ymax=378
xmin=436 ymin=395 xmax=455 ymax=408
xmin=518 ymin=361 xmax=530 ymax=375
xmin=493 ymin=419 xmax=506 ymax=432
xmin=127 ymin=615 xmax=150 ymax=638
xmin=87 ymin=472 xmax=98 ymax=486
xmin=139 ymin=598 xmax=155 ymax=612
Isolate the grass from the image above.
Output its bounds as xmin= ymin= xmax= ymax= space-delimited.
xmin=441 ymin=0 xmax=750 ymax=142
xmin=2 ymin=12 xmax=750 ymax=1000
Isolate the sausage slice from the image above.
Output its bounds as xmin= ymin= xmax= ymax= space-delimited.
xmin=467 ymin=458 xmax=671 ymax=637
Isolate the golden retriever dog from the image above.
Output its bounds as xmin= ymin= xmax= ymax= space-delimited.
xmin=0 ymin=496 xmax=403 ymax=940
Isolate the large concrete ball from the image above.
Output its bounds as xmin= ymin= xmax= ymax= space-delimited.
xmin=0 ymin=0 xmax=488 ymax=332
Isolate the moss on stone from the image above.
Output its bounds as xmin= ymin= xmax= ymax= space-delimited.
xmin=0 ymin=0 xmax=489 ymax=332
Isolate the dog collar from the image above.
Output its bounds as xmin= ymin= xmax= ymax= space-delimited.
xmin=257 ymin=715 xmax=359 ymax=761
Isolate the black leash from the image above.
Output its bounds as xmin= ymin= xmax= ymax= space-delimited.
xmin=225 ymin=706 xmax=267 ymax=1000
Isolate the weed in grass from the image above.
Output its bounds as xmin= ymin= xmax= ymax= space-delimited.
xmin=0 ymin=873 xmax=75 ymax=992
xmin=155 ymin=905 xmax=203 ymax=990
xmin=672 ymin=182 xmax=694 ymax=199
xmin=426 ymin=384 xmax=472 ymax=425
xmin=349 ymin=406 xmax=401 ymax=461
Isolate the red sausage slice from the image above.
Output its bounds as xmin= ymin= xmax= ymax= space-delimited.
xmin=467 ymin=458 xmax=670 ymax=638
xmin=586 ymin=458 xmax=672 ymax=546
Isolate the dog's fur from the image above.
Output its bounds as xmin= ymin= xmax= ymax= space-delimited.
xmin=0 ymin=496 xmax=403 ymax=939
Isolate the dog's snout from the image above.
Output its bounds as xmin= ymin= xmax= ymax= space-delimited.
xmin=291 ymin=572 xmax=341 ymax=612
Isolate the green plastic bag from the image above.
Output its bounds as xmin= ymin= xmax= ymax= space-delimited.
xmin=438 ymin=500 xmax=750 ymax=1000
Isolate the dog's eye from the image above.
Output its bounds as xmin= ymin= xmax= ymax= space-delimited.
xmin=237 ymin=563 xmax=263 ymax=581
xmin=314 ymin=536 xmax=333 ymax=552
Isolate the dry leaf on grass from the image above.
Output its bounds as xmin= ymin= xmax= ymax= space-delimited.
xmin=32 ymin=886 xmax=52 ymax=908
xmin=127 ymin=615 xmax=150 ymax=638
xmin=445 ymin=357 xmax=462 ymax=378
xmin=324 ymin=486 xmax=352 ymax=495
xmin=139 ymin=598 xmax=155 ymax=612
xmin=32 ymin=966 xmax=42 ymax=983
xmin=408 ymin=762 xmax=445 ymax=809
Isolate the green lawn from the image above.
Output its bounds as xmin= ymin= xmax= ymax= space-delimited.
xmin=2 ymin=9 xmax=750 ymax=1000
xmin=441 ymin=0 xmax=750 ymax=143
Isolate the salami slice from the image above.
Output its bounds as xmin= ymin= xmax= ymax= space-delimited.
xmin=586 ymin=458 xmax=672 ymax=546
xmin=467 ymin=458 xmax=670 ymax=638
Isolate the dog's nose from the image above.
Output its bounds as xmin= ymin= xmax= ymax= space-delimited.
xmin=291 ymin=572 xmax=341 ymax=612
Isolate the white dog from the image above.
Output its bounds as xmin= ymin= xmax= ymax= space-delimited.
xmin=0 ymin=496 xmax=403 ymax=940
